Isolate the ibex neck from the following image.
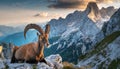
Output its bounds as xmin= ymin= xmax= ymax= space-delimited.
xmin=37 ymin=41 xmax=44 ymax=56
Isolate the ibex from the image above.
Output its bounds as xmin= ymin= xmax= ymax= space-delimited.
xmin=11 ymin=24 xmax=50 ymax=63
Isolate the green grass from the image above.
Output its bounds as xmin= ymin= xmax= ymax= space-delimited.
xmin=108 ymin=58 xmax=120 ymax=69
xmin=80 ymin=31 xmax=120 ymax=60
xmin=33 ymin=64 xmax=37 ymax=69
xmin=4 ymin=65 xmax=9 ymax=69
xmin=98 ymin=61 xmax=106 ymax=69
xmin=63 ymin=62 xmax=79 ymax=69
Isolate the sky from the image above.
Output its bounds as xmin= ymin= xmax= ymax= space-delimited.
xmin=0 ymin=0 xmax=120 ymax=26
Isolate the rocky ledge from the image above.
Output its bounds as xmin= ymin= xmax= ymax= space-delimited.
xmin=0 ymin=54 xmax=63 ymax=69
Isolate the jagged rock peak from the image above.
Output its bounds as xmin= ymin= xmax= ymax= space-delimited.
xmin=100 ymin=6 xmax=117 ymax=18
xmin=85 ymin=2 xmax=99 ymax=15
xmin=101 ymin=6 xmax=115 ymax=11
xmin=84 ymin=2 xmax=101 ymax=22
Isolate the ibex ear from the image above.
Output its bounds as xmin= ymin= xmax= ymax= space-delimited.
xmin=45 ymin=24 xmax=50 ymax=34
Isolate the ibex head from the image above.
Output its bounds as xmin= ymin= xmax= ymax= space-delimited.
xmin=24 ymin=24 xmax=50 ymax=47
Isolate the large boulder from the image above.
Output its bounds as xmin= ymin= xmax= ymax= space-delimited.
xmin=45 ymin=54 xmax=63 ymax=69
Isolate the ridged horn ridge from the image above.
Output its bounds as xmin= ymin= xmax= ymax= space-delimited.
xmin=24 ymin=24 xmax=44 ymax=38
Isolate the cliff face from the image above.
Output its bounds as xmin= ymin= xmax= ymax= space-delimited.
xmin=102 ymin=8 xmax=120 ymax=36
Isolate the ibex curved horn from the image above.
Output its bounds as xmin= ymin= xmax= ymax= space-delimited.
xmin=24 ymin=24 xmax=44 ymax=38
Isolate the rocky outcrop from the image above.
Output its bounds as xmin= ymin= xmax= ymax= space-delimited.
xmin=0 ymin=43 xmax=14 ymax=59
xmin=0 ymin=54 xmax=63 ymax=69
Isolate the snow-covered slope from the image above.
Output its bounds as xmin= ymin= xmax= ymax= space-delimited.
xmin=77 ymin=31 xmax=120 ymax=69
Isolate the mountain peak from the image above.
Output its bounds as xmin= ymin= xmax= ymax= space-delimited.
xmin=85 ymin=2 xmax=99 ymax=14
xmin=85 ymin=2 xmax=101 ymax=22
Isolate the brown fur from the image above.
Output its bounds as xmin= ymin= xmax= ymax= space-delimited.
xmin=11 ymin=46 xmax=19 ymax=63
xmin=11 ymin=24 xmax=50 ymax=64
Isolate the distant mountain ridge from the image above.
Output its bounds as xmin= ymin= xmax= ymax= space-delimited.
xmin=0 ymin=25 xmax=24 ymax=37
xmin=0 ymin=30 xmax=37 ymax=46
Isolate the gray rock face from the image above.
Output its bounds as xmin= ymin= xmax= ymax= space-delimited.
xmin=102 ymin=8 xmax=120 ymax=36
xmin=100 ymin=6 xmax=117 ymax=18
xmin=93 ymin=8 xmax=120 ymax=46
xmin=47 ymin=2 xmax=101 ymax=63
xmin=77 ymin=8 xmax=120 ymax=69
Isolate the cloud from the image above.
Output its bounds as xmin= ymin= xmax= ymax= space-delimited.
xmin=48 ymin=0 xmax=119 ymax=9
xmin=48 ymin=0 xmax=96 ymax=9
xmin=33 ymin=12 xmax=63 ymax=21
xmin=34 ymin=12 xmax=48 ymax=17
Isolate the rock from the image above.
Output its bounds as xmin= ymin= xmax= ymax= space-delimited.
xmin=37 ymin=63 xmax=53 ymax=69
xmin=8 ymin=63 xmax=32 ymax=69
xmin=45 ymin=54 xmax=63 ymax=69
xmin=0 ymin=54 xmax=63 ymax=69
xmin=0 ymin=59 xmax=5 ymax=69
xmin=0 ymin=46 xmax=2 ymax=53
xmin=1 ymin=43 xmax=14 ymax=59
xmin=77 ymin=8 xmax=120 ymax=69
xmin=0 ymin=46 xmax=4 ymax=59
